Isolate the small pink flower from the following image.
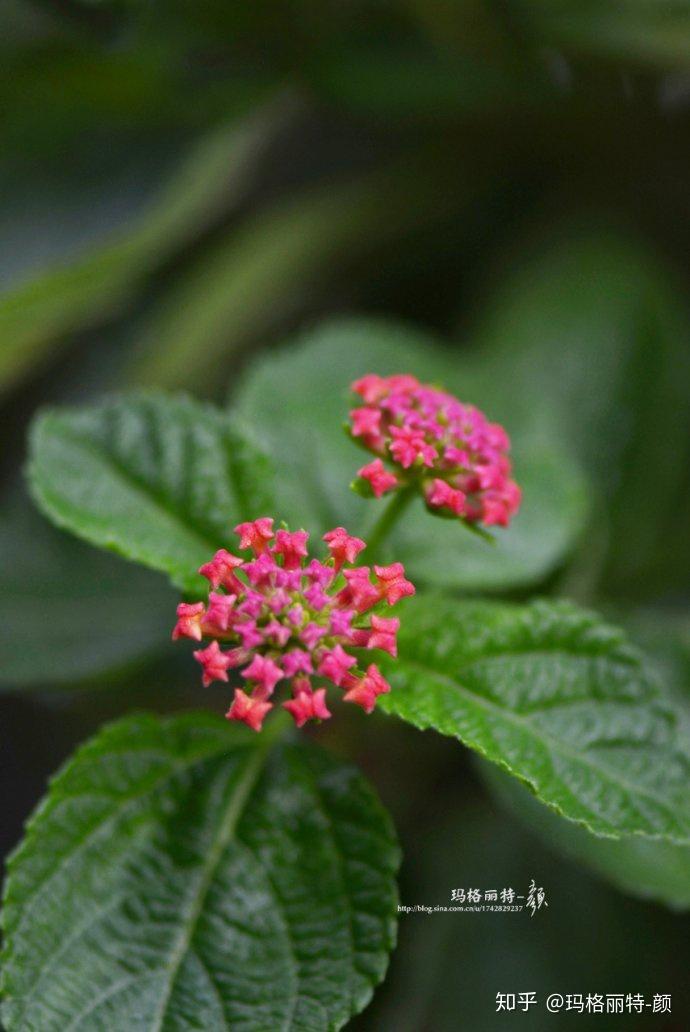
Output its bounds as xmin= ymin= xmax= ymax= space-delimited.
xmin=300 ymin=622 xmax=327 ymax=650
xmin=329 ymin=608 xmax=354 ymax=637
xmin=374 ymin=563 xmax=416 ymax=605
xmin=282 ymin=649 xmax=314 ymax=677
xmin=323 ymin=527 xmax=366 ymax=570
xmin=264 ymin=620 xmax=292 ymax=647
xmin=199 ymin=549 xmax=244 ymax=591
xmin=266 ymin=588 xmax=291 ymax=614
xmin=234 ymin=518 xmax=274 ymax=554
xmin=338 ymin=567 xmax=380 ymax=613
xmin=244 ymin=552 xmax=279 ymax=587
xmin=242 ymin=653 xmax=283 ymax=695
xmin=236 ymin=619 xmax=264 ymax=650
xmin=389 ymin=425 xmax=436 ymax=468
xmin=205 ymin=592 xmax=236 ymax=632
xmin=343 ymin=664 xmax=391 ymax=713
xmin=277 ymin=568 xmax=303 ymax=591
xmin=238 ymin=589 xmax=264 ymax=619
xmin=357 ymin=459 xmax=399 ymax=498
xmin=351 ymin=614 xmax=400 ymax=656
xmin=304 ymin=582 xmax=329 ymax=611
xmin=272 ymin=529 xmax=309 ymax=570
xmin=351 ymin=374 xmax=390 ymax=403
xmin=173 ymin=518 xmax=413 ymax=730
xmin=305 ymin=559 xmax=334 ymax=586
xmin=283 ymin=680 xmax=331 ymax=727
xmin=226 ymin=689 xmax=273 ymax=732
xmin=351 ymin=405 xmax=383 ymax=447
xmin=286 ymin=604 xmax=304 ymax=626
xmin=368 ymin=615 xmax=400 ymax=655
xmin=193 ymin=640 xmax=234 ymax=686
xmin=172 ymin=602 xmax=206 ymax=641
xmin=318 ymin=644 xmax=357 ymax=686
xmin=426 ymin=478 xmax=466 ymax=517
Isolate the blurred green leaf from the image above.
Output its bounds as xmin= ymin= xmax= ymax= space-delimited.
xmin=359 ymin=804 xmax=690 ymax=1032
xmin=124 ymin=154 xmax=471 ymax=390
xmin=311 ymin=43 xmax=550 ymax=119
xmin=0 ymin=489 xmax=172 ymax=688
xmin=380 ymin=595 xmax=690 ymax=841
xmin=479 ymin=759 xmax=690 ymax=911
xmin=234 ymin=318 xmax=589 ymax=592
xmin=527 ymin=0 xmax=690 ymax=68
xmin=470 ymin=225 xmax=690 ymax=595
xmin=0 ymin=95 xmax=299 ymax=397
xmin=624 ymin=608 xmax=690 ymax=734
xmin=28 ymin=391 xmax=274 ymax=594
xmin=1 ymin=712 xmax=399 ymax=1031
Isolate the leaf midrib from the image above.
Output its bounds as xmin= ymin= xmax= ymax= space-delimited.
xmin=11 ymin=740 xmax=275 ymax=1032
xmin=149 ymin=742 xmax=271 ymax=1032
xmin=391 ymin=656 xmax=689 ymax=837
xmin=6 ymin=740 xmax=233 ymax=949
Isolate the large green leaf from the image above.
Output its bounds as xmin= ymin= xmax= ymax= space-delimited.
xmin=1 ymin=712 xmax=399 ymax=1031
xmin=0 ymin=490 xmax=173 ymax=687
xmin=379 ymin=596 xmax=690 ymax=842
xmin=233 ymin=319 xmax=589 ymax=592
xmin=28 ymin=391 xmax=274 ymax=595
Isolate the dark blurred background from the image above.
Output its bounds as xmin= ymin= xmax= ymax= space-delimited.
xmin=1 ymin=2 xmax=690 ymax=1029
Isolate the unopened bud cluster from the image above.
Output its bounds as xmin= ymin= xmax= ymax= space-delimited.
xmin=349 ymin=374 xmax=521 ymax=528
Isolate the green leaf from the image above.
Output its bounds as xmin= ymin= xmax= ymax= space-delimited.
xmin=366 ymin=804 xmax=690 ymax=1032
xmin=1 ymin=712 xmax=399 ymax=1031
xmin=124 ymin=152 xmax=469 ymax=392
xmin=28 ymin=391 xmax=274 ymax=594
xmin=477 ymin=608 xmax=690 ymax=910
xmin=379 ymin=596 xmax=690 ymax=842
xmin=233 ymin=318 xmax=589 ymax=592
xmin=528 ymin=0 xmax=690 ymax=69
xmin=0 ymin=97 xmax=297 ymax=398
xmin=0 ymin=489 xmax=173 ymax=687
xmin=478 ymin=607 xmax=690 ymax=910
xmin=479 ymin=759 xmax=690 ymax=911
xmin=471 ymin=225 xmax=690 ymax=594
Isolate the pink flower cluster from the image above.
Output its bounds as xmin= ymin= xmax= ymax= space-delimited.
xmin=349 ymin=373 xmax=521 ymax=528
xmin=172 ymin=518 xmax=414 ymax=731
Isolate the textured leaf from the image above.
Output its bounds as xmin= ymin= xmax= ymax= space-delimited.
xmin=379 ymin=596 xmax=690 ymax=841
xmin=479 ymin=760 xmax=690 ymax=911
xmin=0 ymin=489 xmax=173 ymax=687
xmin=1 ymin=713 xmax=399 ymax=1032
xmin=233 ymin=319 xmax=589 ymax=592
xmin=28 ymin=391 xmax=274 ymax=595
xmin=476 ymin=607 xmax=690 ymax=910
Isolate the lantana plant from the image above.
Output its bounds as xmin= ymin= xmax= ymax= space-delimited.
xmin=2 ymin=365 xmax=688 ymax=1032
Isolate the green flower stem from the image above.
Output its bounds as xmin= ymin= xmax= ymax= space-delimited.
xmin=362 ymin=485 xmax=416 ymax=564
